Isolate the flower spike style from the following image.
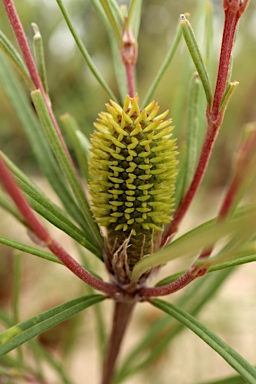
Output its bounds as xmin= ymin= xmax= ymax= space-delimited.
xmin=89 ymin=95 xmax=178 ymax=283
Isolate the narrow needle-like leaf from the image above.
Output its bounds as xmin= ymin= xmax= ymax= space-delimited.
xmin=99 ymin=0 xmax=123 ymax=46
xmin=32 ymin=23 xmax=49 ymax=95
xmin=0 ymin=237 xmax=104 ymax=281
xmin=181 ymin=72 xmax=201 ymax=195
xmin=127 ymin=0 xmax=142 ymax=39
xmin=56 ymin=0 xmax=117 ymax=101
xmin=204 ymin=1 xmax=213 ymax=73
xmin=142 ymin=20 xmax=182 ymax=108
xmin=31 ymin=89 xmax=103 ymax=249
xmin=117 ymin=270 xmax=233 ymax=383
xmin=180 ymin=14 xmax=212 ymax=106
xmin=60 ymin=114 xmax=90 ymax=182
xmin=151 ymin=299 xmax=256 ymax=384
xmin=0 ymin=31 xmax=34 ymax=89
xmin=1 ymin=152 xmax=101 ymax=257
xmin=0 ymin=53 xmax=90 ymax=233
xmin=0 ymin=295 xmax=106 ymax=356
xmin=90 ymin=0 xmax=127 ymax=100
xmin=13 ymin=254 xmax=21 ymax=325
xmin=131 ymin=206 xmax=256 ymax=281
xmin=0 ymin=236 xmax=61 ymax=264
xmin=200 ymin=373 xmax=247 ymax=383
xmin=219 ymin=81 xmax=239 ymax=115
xmin=0 ymin=190 xmax=25 ymax=224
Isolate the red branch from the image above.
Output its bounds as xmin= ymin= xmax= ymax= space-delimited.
xmin=161 ymin=0 xmax=250 ymax=246
xmin=0 ymin=156 xmax=119 ymax=296
xmin=140 ymin=270 xmax=199 ymax=298
xmin=101 ymin=301 xmax=135 ymax=384
xmin=2 ymin=0 xmax=81 ymax=183
xmin=121 ymin=27 xmax=137 ymax=98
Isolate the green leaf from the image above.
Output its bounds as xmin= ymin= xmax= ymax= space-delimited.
xmin=60 ymin=114 xmax=90 ymax=181
xmin=32 ymin=23 xmax=49 ymax=95
xmin=90 ymin=0 xmax=126 ymax=101
xmin=107 ymin=0 xmax=123 ymax=28
xmin=180 ymin=14 xmax=212 ymax=106
xmin=1 ymin=152 xmax=101 ymax=257
xmin=0 ymin=189 xmax=25 ymax=224
xmin=151 ymin=299 xmax=256 ymax=384
xmin=173 ymin=154 xmax=186 ymax=210
xmin=56 ymin=0 xmax=117 ymax=101
xmin=200 ymin=374 xmax=246 ymax=384
xmin=0 ymin=331 xmax=72 ymax=383
xmin=0 ymin=236 xmax=61 ymax=264
xmin=195 ymin=243 xmax=256 ymax=272
xmin=116 ymin=269 xmax=233 ymax=383
xmin=31 ymin=89 xmax=103 ymax=250
xmin=127 ymin=0 xmax=142 ymax=40
xmin=0 ymin=236 xmax=103 ymax=281
xmin=76 ymin=130 xmax=91 ymax=157
xmin=204 ymin=1 xmax=214 ymax=74
xmin=131 ymin=205 xmax=256 ymax=281
xmin=155 ymin=248 xmax=256 ymax=287
xmin=180 ymin=72 xmax=201 ymax=196
xmin=0 ymin=295 xmax=106 ymax=356
xmin=220 ymin=81 xmax=239 ymax=116
xmin=109 ymin=33 xmax=127 ymax=102
xmin=0 ymin=30 xmax=34 ymax=89
xmin=12 ymin=254 xmax=21 ymax=325
xmin=12 ymin=254 xmax=23 ymax=363
xmin=0 ymin=52 xmax=92 ymax=234
xmin=99 ymin=0 xmax=123 ymax=46
xmin=142 ymin=19 xmax=182 ymax=108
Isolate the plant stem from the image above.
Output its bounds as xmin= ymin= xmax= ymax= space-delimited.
xmin=212 ymin=0 xmax=250 ymax=120
xmin=139 ymin=270 xmax=197 ymax=298
xmin=161 ymin=0 xmax=250 ymax=245
xmin=191 ymin=122 xmax=256 ymax=271
xmin=0 ymin=156 xmax=119 ymax=296
xmin=2 ymin=0 xmax=82 ymax=185
xmin=161 ymin=120 xmax=217 ymax=244
xmin=121 ymin=27 xmax=137 ymax=97
xmin=101 ymin=300 xmax=135 ymax=384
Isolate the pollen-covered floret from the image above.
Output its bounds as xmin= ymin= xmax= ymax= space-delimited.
xmin=89 ymin=94 xmax=178 ymax=268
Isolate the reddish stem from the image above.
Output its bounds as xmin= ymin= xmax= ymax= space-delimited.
xmin=121 ymin=27 xmax=137 ymax=98
xmin=0 ymin=156 xmax=119 ymax=296
xmin=124 ymin=62 xmax=135 ymax=98
xmin=211 ymin=2 xmax=239 ymax=120
xmin=218 ymin=182 xmax=239 ymax=218
xmin=161 ymin=0 xmax=250 ymax=245
xmin=140 ymin=270 xmax=200 ymax=298
xmin=101 ymin=301 xmax=135 ymax=384
xmin=161 ymin=119 xmax=217 ymax=245
xmin=2 ymin=0 xmax=81 ymax=184
xmin=219 ymin=131 xmax=256 ymax=217
xmin=194 ymin=121 xmax=256 ymax=266
xmin=3 ymin=0 xmax=41 ymax=89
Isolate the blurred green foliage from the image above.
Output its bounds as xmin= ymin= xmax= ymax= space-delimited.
xmin=0 ymin=0 xmax=255 ymax=186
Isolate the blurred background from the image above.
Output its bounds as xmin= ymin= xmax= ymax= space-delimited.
xmin=0 ymin=1 xmax=256 ymax=383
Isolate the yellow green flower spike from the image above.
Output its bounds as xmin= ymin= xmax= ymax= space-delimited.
xmin=89 ymin=95 xmax=178 ymax=277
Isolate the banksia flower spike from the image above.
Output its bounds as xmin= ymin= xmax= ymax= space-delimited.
xmin=89 ymin=95 xmax=178 ymax=285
